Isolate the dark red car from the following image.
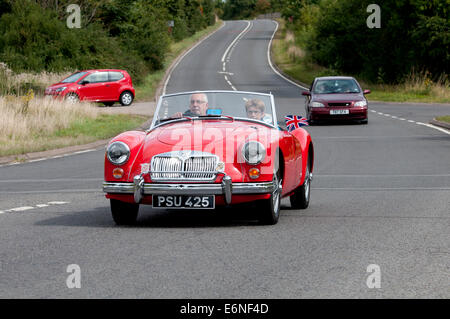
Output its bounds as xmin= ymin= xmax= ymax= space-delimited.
xmin=303 ymin=76 xmax=370 ymax=124
xmin=45 ymin=69 xmax=135 ymax=106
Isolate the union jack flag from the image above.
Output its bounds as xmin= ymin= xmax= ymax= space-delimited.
xmin=285 ymin=115 xmax=309 ymax=132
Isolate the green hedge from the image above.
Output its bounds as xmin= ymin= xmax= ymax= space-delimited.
xmin=0 ymin=0 xmax=217 ymax=85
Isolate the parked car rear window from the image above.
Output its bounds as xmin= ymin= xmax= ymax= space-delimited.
xmin=83 ymin=72 xmax=109 ymax=83
xmin=61 ymin=72 xmax=87 ymax=83
xmin=109 ymin=72 xmax=124 ymax=81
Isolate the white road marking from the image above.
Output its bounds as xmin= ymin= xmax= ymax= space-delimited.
xmin=162 ymin=21 xmax=226 ymax=95
xmin=268 ymin=21 xmax=308 ymax=90
xmin=221 ymin=22 xmax=252 ymax=62
xmin=47 ymin=201 xmax=69 ymax=205
xmin=371 ymin=110 xmax=450 ymax=135
xmin=218 ymin=71 xmax=234 ymax=75
xmin=73 ymin=149 xmax=96 ymax=154
xmin=29 ymin=158 xmax=47 ymax=163
xmin=417 ymin=122 xmax=450 ymax=135
xmin=9 ymin=206 xmax=34 ymax=212
xmin=0 ymin=201 xmax=71 ymax=214
xmin=220 ymin=21 xmax=253 ymax=91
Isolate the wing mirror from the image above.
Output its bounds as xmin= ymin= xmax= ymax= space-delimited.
xmin=363 ymin=89 xmax=371 ymax=94
xmin=79 ymin=80 xmax=89 ymax=85
xmin=301 ymin=91 xmax=311 ymax=96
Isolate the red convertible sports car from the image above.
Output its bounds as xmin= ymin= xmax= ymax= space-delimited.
xmin=103 ymin=91 xmax=314 ymax=225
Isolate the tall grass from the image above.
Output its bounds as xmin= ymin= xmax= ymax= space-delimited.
xmin=0 ymin=62 xmax=71 ymax=96
xmin=0 ymin=95 xmax=98 ymax=156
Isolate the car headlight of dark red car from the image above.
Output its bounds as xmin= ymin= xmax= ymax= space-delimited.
xmin=354 ymin=100 xmax=367 ymax=107
xmin=310 ymin=102 xmax=325 ymax=107
xmin=107 ymin=141 xmax=130 ymax=166
xmin=242 ymin=141 xmax=266 ymax=165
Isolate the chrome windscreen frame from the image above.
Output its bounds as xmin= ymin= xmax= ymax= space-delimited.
xmin=149 ymin=90 xmax=278 ymax=131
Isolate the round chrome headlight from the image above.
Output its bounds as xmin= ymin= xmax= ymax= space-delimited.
xmin=242 ymin=141 xmax=266 ymax=165
xmin=106 ymin=141 xmax=130 ymax=166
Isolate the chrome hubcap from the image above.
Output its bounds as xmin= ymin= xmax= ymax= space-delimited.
xmin=122 ymin=93 xmax=132 ymax=104
xmin=272 ymin=171 xmax=282 ymax=215
xmin=305 ymin=166 xmax=310 ymax=199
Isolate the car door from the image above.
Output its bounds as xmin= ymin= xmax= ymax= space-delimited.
xmin=77 ymin=71 xmax=109 ymax=101
xmin=278 ymin=129 xmax=299 ymax=194
xmin=104 ymin=71 xmax=124 ymax=101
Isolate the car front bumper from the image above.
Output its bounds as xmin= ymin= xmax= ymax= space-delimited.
xmin=310 ymin=107 xmax=367 ymax=120
xmin=103 ymin=177 xmax=275 ymax=205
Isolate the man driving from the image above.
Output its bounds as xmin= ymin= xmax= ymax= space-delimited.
xmin=172 ymin=93 xmax=209 ymax=118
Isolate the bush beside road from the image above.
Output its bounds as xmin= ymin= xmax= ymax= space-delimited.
xmin=271 ymin=19 xmax=449 ymax=104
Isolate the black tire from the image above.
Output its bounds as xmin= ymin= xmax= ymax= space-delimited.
xmin=306 ymin=113 xmax=314 ymax=125
xmin=65 ymin=93 xmax=79 ymax=103
xmin=103 ymin=102 xmax=114 ymax=106
xmin=119 ymin=91 xmax=133 ymax=106
xmin=258 ymin=166 xmax=283 ymax=225
xmin=290 ymin=157 xmax=311 ymax=209
xmin=110 ymin=199 xmax=139 ymax=225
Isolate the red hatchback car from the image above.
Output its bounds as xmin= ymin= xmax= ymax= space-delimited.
xmin=45 ymin=69 xmax=135 ymax=106
xmin=303 ymin=76 xmax=370 ymax=124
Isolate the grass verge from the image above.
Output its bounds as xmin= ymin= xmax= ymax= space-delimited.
xmin=272 ymin=19 xmax=450 ymax=104
xmin=0 ymin=95 xmax=147 ymax=157
xmin=435 ymin=116 xmax=450 ymax=124
xmin=135 ymin=21 xmax=224 ymax=102
xmin=1 ymin=113 xmax=147 ymax=157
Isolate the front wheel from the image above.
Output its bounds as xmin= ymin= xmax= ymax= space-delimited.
xmin=119 ymin=91 xmax=133 ymax=106
xmin=65 ymin=93 xmax=79 ymax=103
xmin=258 ymin=167 xmax=282 ymax=225
xmin=110 ymin=199 xmax=139 ymax=225
xmin=290 ymin=157 xmax=311 ymax=209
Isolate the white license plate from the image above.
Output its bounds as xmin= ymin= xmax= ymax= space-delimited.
xmin=330 ymin=109 xmax=349 ymax=115
xmin=152 ymin=195 xmax=215 ymax=209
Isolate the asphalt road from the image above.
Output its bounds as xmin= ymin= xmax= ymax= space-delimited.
xmin=0 ymin=20 xmax=449 ymax=298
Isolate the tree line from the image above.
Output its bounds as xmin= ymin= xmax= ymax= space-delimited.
xmin=0 ymin=0 xmax=218 ymax=83
xmin=220 ymin=0 xmax=449 ymax=84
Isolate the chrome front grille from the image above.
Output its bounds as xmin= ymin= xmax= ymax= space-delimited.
xmin=150 ymin=151 xmax=218 ymax=181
